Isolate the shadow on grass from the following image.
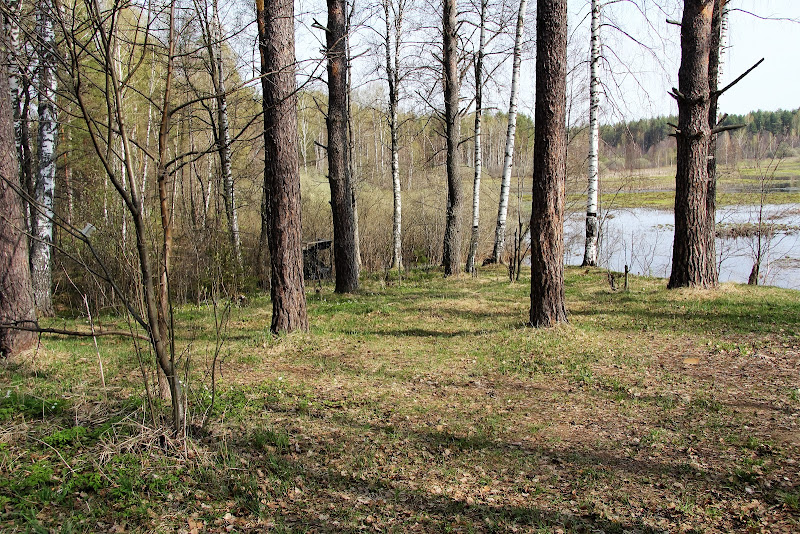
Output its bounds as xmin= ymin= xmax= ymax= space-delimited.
xmin=219 ymin=415 xmax=687 ymax=533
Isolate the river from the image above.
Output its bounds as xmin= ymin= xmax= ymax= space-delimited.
xmin=563 ymin=204 xmax=800 ymax=290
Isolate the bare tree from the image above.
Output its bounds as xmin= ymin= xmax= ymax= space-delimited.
xmin=382 ymin=0 xmax=406 ymax=271
xmin=489 ymin=0 xmax=527 ymax=265
xmin=442 ymin=0 xmax=463 ymax=276
xmin=0 ymin=37 xmax=37 ymax=357
xmin=256 ymin=0 xmax=309 ymax=331
xmin=465 ymin=0 xmax=487 ymax=274
xmin=530 ymin=0 xmax=568 ymax=327
xmin=58 ymin=0 xmax=186 ymax=431
xmin=196 ymin=0 xmax=243 ymax=272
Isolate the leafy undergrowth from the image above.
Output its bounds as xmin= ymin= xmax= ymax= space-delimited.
xmin=2 ymin=266 xmax=799 ymax=533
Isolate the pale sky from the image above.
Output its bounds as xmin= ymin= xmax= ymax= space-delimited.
xmin=723 ymin=0 xmax=800 ymax=116
xmin=568 ymin=0 xmax=800 ymax=121
xmin=233 ymin=0 xmax=800 ymax=123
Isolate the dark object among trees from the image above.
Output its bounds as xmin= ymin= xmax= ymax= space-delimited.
xmin=257 ymin=0 xmax=309 ymax=333
xmin=303 ymin=240 xmax=333 ymax=280
xmin=0 ymin=46 xmax=37 ymax=357
xmin=441 ymin=0 xmax=463 ymax=277
xmin=529 ymin=0 xmax=568 ymax=327
xmin=325 ymin=0 xmax=360 ymax=293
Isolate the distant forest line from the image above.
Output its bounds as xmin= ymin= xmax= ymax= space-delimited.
xmin=594 ymin=107 xmax=800 ymax=170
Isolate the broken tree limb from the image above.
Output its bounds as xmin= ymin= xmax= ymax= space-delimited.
xmin=716 ymin=58 xmax=764 ymax=97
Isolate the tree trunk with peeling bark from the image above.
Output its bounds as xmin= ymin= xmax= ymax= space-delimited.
xmin=257 ymin=0 xmax=309 ymax=332
xmin=530 ymin=0 xmax=568 ymax=327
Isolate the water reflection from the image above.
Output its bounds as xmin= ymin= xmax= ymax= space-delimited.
xmin=563 ymin=204 xmax=800 ymax=290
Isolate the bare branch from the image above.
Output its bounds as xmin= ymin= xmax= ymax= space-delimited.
xmin=716 ymin=58 xmax=764 ymax=97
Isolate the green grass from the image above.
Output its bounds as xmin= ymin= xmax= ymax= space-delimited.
xmin=578 ymin=156 xmax=800 ymax=209
xmin=2 ymin=267 xmax=800 ymax=532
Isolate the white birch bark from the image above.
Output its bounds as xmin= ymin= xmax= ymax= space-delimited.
xmin=466 ymin=0 xmax=486 ymax=273
xmin=8 ymin=0 xmax=25 ymax=176
xmin=211 ymin=0 xmax=242 ymax=270
xmin=31 ymin=0 xmax=58 ymax=316
xmin=582 ymin=0 xmax=601 ymax=266
xmin=490 ymin=0 xmax=527 ymax=264
xmin=384 ymin=0 xmax=404 ymax=270
xmin=140 ymin=52 xmax=156 ymax=217
xmin=196 ymin=0 xmax=242 ymax=270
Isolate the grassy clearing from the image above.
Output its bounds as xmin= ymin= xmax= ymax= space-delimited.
xmin=2 ymin=267 xmax=800 ymax=532
xmin=585 ymin=157 xmax=800 ymax=209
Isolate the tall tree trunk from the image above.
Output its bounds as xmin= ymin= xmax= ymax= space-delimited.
xmin=326 ymin=0 xmax=359 ymax=292
xmin=31 ymin=0 xmax=58 ymax=317
xmin=206 ymin=0 xmax=243 ymax=272
xmin=466 ymin=0 xmax=486 ymax=274
xmin=668 ymin=0 xmax=716 ymax=289
xmin=704 ymin=0 xmax=727 ymax=284
xmin=441 ymin=0 xmax=463 ymax=276
xmin=530 ymin=0 xmax=568 ymax=327
xmin=257 ymin=0 xmax=309 ymax=332
xmin=0 ymin=43 xmax=37 ymax=358
xmin=8 ymin=0 xmax=34 ymax=231
xmin=582 ymin=0 xmax=600 ymax=267
xmin=384 ymin=0 xmax=403 ymax=270
xmin=489 ymin=0 xmax=527 ymax=265
xmin=345 ymin=8 xmax=362 ymax=272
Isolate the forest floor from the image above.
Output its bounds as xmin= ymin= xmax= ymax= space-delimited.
xmin=2 ymin=267 xmax=799 ymax=533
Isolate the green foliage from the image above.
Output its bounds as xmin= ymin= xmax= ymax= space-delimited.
xmin=44 ymin=426 xmax=87 ymax=447
xmin=0 ymin=390 xmax=63 ymax=421
xmin=252 ymin=427 xmax=291 ymax=453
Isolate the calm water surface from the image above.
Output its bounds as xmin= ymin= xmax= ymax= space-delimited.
xmin=563 ymin=204 xmax=800 ymax=290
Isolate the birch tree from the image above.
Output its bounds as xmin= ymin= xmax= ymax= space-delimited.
xmin=465 ymin=0 xmax=487 ymax=274
xmin=382 ymin=0 xmax=406 ymax=271
xmin=196 ymin=0 xmax=243 ymax=272
xmin=30 ymin=0 xmax=58 ymax=316
xmin=581 ymin=0 xmax=600 ymax=267
xmin=489 ymin=0 xmax=527 ymax=265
